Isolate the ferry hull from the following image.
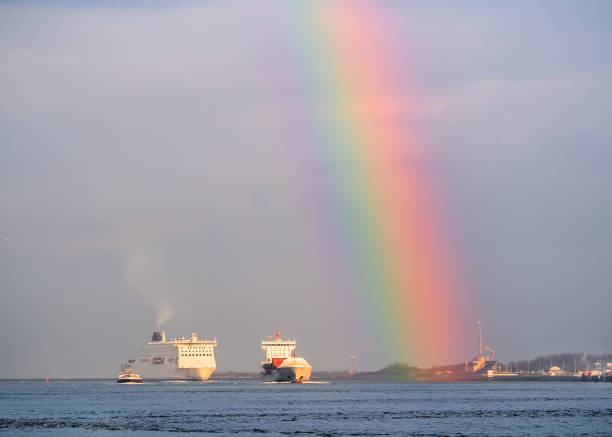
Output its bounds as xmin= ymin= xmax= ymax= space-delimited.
xmin=132 ymin=365 xmax=216 ymax=381
xmin=183 ymin=366 xmax=216 ymax=380
xmin=274 ymin=365 xmax=311 ymax=382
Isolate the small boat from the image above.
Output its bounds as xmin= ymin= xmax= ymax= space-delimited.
xmin=117 ymin=366 xmax=143 ymax=383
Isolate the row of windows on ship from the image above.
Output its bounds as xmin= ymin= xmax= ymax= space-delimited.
xmin=139 ymin=353 xmax=212 ymax=363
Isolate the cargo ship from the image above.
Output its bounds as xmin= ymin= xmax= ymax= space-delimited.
xmin=130 ymin=331 xmax=218 ymax=380
xmin=261 ymin=330 xmax=311 ymax=382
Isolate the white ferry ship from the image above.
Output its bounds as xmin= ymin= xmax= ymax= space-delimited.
xmin=130 ymin=331 xmax=218 ymax=380
xmin=261 ymin=330 xmax=311 ymax=382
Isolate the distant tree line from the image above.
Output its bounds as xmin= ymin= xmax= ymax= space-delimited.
xmin=500 ymin=353 xmax=612 ymax=372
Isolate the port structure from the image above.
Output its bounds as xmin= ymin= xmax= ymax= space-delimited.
xmin=467 ymin=321 xmax=496 ymax=373
xmin=348 ymin=355 xmax=357 ymax=374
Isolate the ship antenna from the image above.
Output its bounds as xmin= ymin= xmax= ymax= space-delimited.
xmin=477 ymin=321 xmax=482 ymax=356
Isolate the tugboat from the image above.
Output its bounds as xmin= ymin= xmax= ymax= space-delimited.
xmin=117 ymin=365 xmax=143 ymax=383
xmin=261 ymin=330 xmax=312 ymax=382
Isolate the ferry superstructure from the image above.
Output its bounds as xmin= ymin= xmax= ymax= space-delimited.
xmin=261 ymin=330 xmax=296 ymax=375
xmin=131 ymin=331 xmax=217 ymax=380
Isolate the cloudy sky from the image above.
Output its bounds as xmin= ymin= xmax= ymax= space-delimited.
xmin=1 ymin=0 xmax=611 ymax=377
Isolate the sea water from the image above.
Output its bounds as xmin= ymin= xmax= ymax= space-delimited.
xmin=0 ymin=380 xmax=610 ymax=436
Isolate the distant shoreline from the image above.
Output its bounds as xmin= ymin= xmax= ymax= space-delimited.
xmin=3 ymin=358 xmax=610 ymax=382
xmin=0 ymin=373 xmax=599 ymax=383
xmin=0 ymin=374 xmax=592 ymax=383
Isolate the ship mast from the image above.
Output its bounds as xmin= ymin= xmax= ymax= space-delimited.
xmin=477 ymin=321 xmax=495 ymax=360
xmin=478 ymin=321 xmax=482 ymax=356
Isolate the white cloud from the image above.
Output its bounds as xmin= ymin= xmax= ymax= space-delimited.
xmin=419 ymin=72 xmax=612 ymax=148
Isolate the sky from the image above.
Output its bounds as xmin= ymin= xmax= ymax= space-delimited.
xmin=1 ymin=0 xmax=611 ymax=377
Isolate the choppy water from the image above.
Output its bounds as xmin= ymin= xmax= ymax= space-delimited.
xmin=0 ymin=380 xmax=610 ymax=436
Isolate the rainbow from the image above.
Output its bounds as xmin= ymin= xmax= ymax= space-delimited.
xmin=287 ymin=2 xmax=465 ymax=365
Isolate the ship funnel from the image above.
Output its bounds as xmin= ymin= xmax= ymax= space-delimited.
xmin=275 ymin=330 xmax=281 ymax=340
xmin=152 ymin=331 xmax=163 ymax=342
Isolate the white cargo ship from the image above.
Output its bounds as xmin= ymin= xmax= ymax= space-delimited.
xmin=130 ymin=331 xmax=218 ymax=380
xmin=261 ymin=330 xmax=311 ymax=382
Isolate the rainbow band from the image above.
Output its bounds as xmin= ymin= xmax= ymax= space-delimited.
xmin=290 ymin=1 xmax=462 ymax=365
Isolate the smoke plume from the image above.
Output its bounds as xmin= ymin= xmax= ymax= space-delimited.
xmin=121 ymin=243 xmax=175 ymax=328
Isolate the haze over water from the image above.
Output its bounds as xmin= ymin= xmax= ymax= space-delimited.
xmin=1 ymin=1 xmax=611 ymax=377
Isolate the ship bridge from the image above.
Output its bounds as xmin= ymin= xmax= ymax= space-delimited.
xmin=261 ymin=330 xmax=296 ymax=367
